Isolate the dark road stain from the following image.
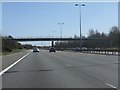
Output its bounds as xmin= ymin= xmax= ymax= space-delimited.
xmin=5 ymin=69 xmax=53 ymax=73
xmin=4 ymin=62 xmax=117 ymax=74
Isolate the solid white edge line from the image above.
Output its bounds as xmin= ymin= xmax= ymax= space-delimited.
xmin=0 ymin=51 xmax=31 ymax=76
xmin=105 ymin=83 xmax=117 ymax=88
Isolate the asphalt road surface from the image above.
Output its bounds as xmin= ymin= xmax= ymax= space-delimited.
xmin=2 ymin=50 xmax=30 ymax=70
xmin=2 ymin=50 xmax=118 ymax=88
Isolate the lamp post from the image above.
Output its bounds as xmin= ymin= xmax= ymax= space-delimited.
xmin=48 ymin=34 xmax=51 ymax=47
xmin=58 ymin=23 xmax=64 ymax=38
xmin=75 ymin=3 xmax=85 ymax=51
xmin=52 ymin=31 xmax=56 ymax=47
xmin=52 ymin=31 xmax=56 ymax=38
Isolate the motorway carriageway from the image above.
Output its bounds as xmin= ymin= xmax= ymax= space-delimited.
xmin=1 ymin=50 xmax=118 ymax=88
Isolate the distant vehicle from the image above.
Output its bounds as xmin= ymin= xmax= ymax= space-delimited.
xmin=74 ymin=47 xmax=87 ymax=51
xmin=95 ymin=48 xmax=101 ymax=50
xmin=82 ymin=47 xmax=87 ymax=50
xmin=67 ymin=48 xmax=70 ymax=50
xmin=49 ymin=47 xmax=56 ymax=52
xmin=75 ymin=47 xmax=81 ymax=51
xmin=33 ymin=48 xmax=40 ymax=52
xmin=60 ymin=48 xmax=64 ymax=51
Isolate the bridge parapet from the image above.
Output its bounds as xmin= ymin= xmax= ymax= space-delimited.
xmin=9 ymin=37 xmax=108 ymax=42
xmin=14 ymin=36 xmax=72 ymax=39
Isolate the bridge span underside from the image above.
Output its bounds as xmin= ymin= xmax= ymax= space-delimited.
xmin=10 ymin=38 xmax=107 ymax=47
xmin=12 ymin=38 xmax=106 ymax=42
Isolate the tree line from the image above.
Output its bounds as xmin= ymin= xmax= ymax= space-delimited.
xmin=2 ymin=36 xmax=33 ymax=52
xmin=1 ymin=26 xmax=120 ymax=52
xmin=54 ymin=26 xmax=120 ymax=49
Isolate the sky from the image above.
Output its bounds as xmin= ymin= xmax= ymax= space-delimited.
xmin=2 ymin=2 xmax=118 ymax=46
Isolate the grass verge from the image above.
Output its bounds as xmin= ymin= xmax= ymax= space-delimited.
xmin=2 ymin=49 xmax=25 ymax=56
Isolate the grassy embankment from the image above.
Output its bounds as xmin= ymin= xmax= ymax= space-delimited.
xmin=1 ymin=49 xmax=26 ymax=56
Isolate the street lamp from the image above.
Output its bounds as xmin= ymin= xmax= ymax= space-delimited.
xmin=58 ymin=23 xmax=64 ymax=38
xmin=52 ymin=31 xmax=56 ymax=38
xmin=48 ymin=34 xmax=51 ymax=46
xmin=51 ymin=31 xmax=56 ymax=47
xmin=75 ymin=3 xmax=85 ymax=51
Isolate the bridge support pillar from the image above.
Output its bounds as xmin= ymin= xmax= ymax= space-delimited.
xmin=51 ymin=40 xmax=54 ymax=47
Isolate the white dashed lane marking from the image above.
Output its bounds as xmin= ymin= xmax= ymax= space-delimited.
xmin=65 ymin=64 xmax=72 ymax=67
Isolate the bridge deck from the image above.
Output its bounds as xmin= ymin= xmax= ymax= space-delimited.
xmin=9 ymin=38 xmax=107 ymax=41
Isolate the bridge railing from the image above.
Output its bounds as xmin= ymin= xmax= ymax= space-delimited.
xmin=14 ymin=36 xmax=73 ymax=39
